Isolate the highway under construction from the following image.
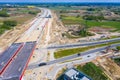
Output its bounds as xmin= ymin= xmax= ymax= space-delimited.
xmin=0 ymin=8 xmax=51 ymax=80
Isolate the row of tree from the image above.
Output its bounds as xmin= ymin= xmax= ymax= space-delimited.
xmin=83 ymin=15 xmax=105 ymax=21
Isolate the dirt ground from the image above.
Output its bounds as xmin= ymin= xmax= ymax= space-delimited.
xmin=0 ymin=17 xmax=35 ymax=50
xmin=89 ymin=27 xmax=114 ymax=33
xmin=49 ymin=11 xmax=81 ymax=45
xmin=98 ymin=58 xmax=120 ymax=80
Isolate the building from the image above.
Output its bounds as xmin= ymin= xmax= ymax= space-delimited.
xmin=63 ymin=68 xmax=92 ymax=80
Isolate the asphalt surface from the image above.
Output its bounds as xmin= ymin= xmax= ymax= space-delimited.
xmin=1 ymin=42 xmax=36 ymax=80
xmin=46 ymin=53 xmax=97 ymax=79
xmin=24 ymin=8 xmax=49 ymax=38
xmin=27 ymin=43 xmax=120 ymax=70
xmin=47 ymin=43 xmax=120 ymax=65
xmin=0 ymin=8 xmax=50 ymax=80
xmin=47 ymin=38 xmax=120 ymax=49
xmin=0 ymin=43 xmax=22 ymax=74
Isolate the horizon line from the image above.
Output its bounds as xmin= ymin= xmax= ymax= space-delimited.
xmin=0 ymin=2 xmax=120 ymax=3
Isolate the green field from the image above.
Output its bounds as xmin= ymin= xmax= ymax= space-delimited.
xmin=54 ymin=41 xmax=120 ymax=59
xmin=77 ymin=62 xmax=109 ymax=80
xmin=61 ymin=16 xmax=120 ymax=31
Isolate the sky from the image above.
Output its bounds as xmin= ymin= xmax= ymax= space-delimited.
xmin=0 ymin=0 xmax=120 ymax=3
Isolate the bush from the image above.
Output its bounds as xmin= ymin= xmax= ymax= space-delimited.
xmin=77 ymin=62 xmax=108 ymax=80
xmin=28 ymin=11 xmax=38 ymax=15
xmin=3 ymin=20 xmax=17 ymax=27
xmin=0 ymin=11 xmax=9 ymax=17
xmin=1 ymin=24 xmax=11 ymax=30
xmin=114 ymin=58 xmax=120 ymax=64
xmin=60 ymin=15 xmax=67 ymax=19
xmin=60 ymin=10 xmax=68 ymax=13
xmin=78 ymin=28 xmax=93 ymax=37
xmin=0 ymin=20 xmax=17 ymax=35
xmin=116 ymin=46 xmax=120 ymax=50
xmin=83 ymin=15 xmax=105 ymax=21
xmin=0 ymin=28 xmax=5 ymax=34
xmin=87 ymin=8 xmax=95 ymax=11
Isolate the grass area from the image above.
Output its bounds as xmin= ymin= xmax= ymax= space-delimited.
xmin=0 ymin=8 xmax=38 ymax=24
xmin=54 ymin=41 xmax=120 ymax=59
xmin=0 ymin=8 xmax=39 ymax=35
xmin=10 ymin=14 xmax=35 ymax=24
xmin=0 ymin=14 xmax=35 ymax=35
xmin=61 ymin=58 xmax=82 ymax=63
xmin=61 ymin=16 xmax=84 ymax=24
xmin=101 ymin=36 xmax=120 ymax=40
xmin=0 ymin=14 xmax=35 ymax=24
xmin=109 ymin=36 xmax=120 ymax=39
xmin=61 ymin=16 xmax=120 ymax=31
xmin=77 ymin=62 xmax=109 ymax=80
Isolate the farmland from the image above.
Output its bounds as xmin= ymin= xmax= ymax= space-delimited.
xmin=61 ymin=15 xmax=120 ymax=31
